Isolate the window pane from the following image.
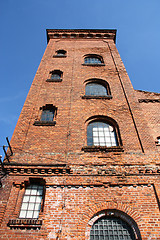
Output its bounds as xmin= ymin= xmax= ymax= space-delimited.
xmin=33 ymin=211 xmax=39 ymax=219
xmin=37 ymin=189 xmax=43 ymax=195
xmin=28 ymin=203 xmax=35 ymax=210
xmin=25 ymin=189 xmax=31 ymax=195
xmin=21 ymin=203 xmax=28 ymax=210
xmin=19 ymin=184 xmax=43 ymax=219
xmin=86 ymin=83 xmax=107 ymax=96
xmin=41 ymin=109 xmax=54 ymax=121
xmin=26 ymin=211 xmax=33 ymax=218
xmin=90 ymin=216 xmax=136 ymax=240
xmin=84 ymin=57 xmax=102 ymax=64
xmin=35 ymin=203 xmax=41 ymax=211
xmin=36 ymin=195 xmax=43 ymax=203
xmin=19 ymin=210 xmax=26 ymax=218
xmin=23 ymin=196 xmax=30 ymax=202
xmin=87 ymin=121 xmax=118 ymax=147
xmin=30 ymin=196 xmax=36 ymax=202
xmin=31 ymin=189 xmax=37 ymax=195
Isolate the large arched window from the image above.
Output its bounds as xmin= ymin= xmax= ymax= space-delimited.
xmin=84 ymin=54 xmax=103 ymax=65
xmin=87 ymin=121 xmax=118 ymax=147
xmin=90 ymin=215 xmax=136 ymax=240
xmin=86 ymin=82 xmax=108 ymax=96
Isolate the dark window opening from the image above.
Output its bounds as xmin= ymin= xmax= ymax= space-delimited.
xmin=51 ymin=70 xmax=62 ymax=80
xmin=47 ymin=70 xmax=63 ymax=82
xmin=56 ymin=49 xmax=66 ymax=56
xmin=41 ymin=109 xmax=54 ymax=122
xmin=84 ymin=55 xmax=103 ymax=65
xmin=40 ymin=105 xmax=57 ymax=122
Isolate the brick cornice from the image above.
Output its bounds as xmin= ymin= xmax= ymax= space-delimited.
xmin=46 ymin=29 xmax=116 ymax=43
xmin=138 ymin=98 xmax=160 ymax=103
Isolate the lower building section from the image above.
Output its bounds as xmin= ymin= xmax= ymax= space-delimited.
xmin=0 ymin=172 xmax=160 ymax=240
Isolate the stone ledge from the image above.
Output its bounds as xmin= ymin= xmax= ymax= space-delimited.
xmin=33 ymin=121 xmax=56 ymax=126
xmin=82 ymin=146 xmax=124 ymax=152
xmin=82 ymin=63 xmax=105 ymax=67
xmin=82 ymin=95 xmax=112 ymax=99
xmin=53 ymin=55 xmax=67 ymax=58
xmin=8 ymin=219 xmax=42 ymax=229
xmin=46 ymin=78 xmax=62 ymax=82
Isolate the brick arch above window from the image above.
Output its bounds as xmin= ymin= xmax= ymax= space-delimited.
xmin=87 ymin=209 xmax=142 ymax=240
xmin=82 ymin=116 xmax=123 ymax=152
xmin=82 ymin=79 xmax=112 ymax=99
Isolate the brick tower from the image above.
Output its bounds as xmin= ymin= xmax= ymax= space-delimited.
xmin=0 ymin=29 xmax=160 ymax=240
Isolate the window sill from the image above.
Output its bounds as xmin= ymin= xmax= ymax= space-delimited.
xmin=82 ymin=95 xmax=112 ymax=99
xmin=82 ymin=63 xmax=105 ymax=66
xmin=46 ymin=78 xmax=62 ymax=82
xmin=53 ymin=55 xmax=67 ymax=58
xmin=82 ymin=146 xmax=124 ymax=152
xmin=33 ymin=121 xmax=56 ymax=126
xmin=8 ymin=219 xmax=42 ymax=229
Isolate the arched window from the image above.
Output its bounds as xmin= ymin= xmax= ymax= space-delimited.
xmin=84 ymin=55 xmax=103 ymax=65
xmin=51 ymin=70 xmax=61 ymax=80
xmin=86 ymin=82 xmax=108 ymax=96
xmin=56 ymin=49 xmax=66 ymax=56
xmin=90 ymin=215 xmax=136 ymax=240
xmin=87 ymin=121 xmax=118 ymax=147
xmin=47 ymin=70 xmax=63 ymax=82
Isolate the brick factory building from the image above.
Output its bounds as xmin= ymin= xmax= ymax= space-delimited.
xmin=0 ymin=29 xmax=160 ymax=240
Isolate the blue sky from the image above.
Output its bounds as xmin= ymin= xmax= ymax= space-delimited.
xmin=0 ymin=0 xmax=160 ymax=159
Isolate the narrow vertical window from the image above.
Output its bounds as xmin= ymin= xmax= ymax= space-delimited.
xmin=40 ymin=105 xmax=57 ymax=122
xmin=19 ymin=184 xmax=43 ymax=219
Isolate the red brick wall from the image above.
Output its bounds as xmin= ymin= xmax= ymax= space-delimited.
xmin=135 ymin=90 xmax=160 ymax=152
xmin=0 ymin=30 xmax=160 ymax=240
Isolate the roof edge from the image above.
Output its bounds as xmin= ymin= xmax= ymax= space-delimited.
xmin=46 ymin=29 xmax=117 ymax=43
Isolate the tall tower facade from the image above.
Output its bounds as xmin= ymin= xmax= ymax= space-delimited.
xmin=0 ymin=29 xmax=160 ymax=240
